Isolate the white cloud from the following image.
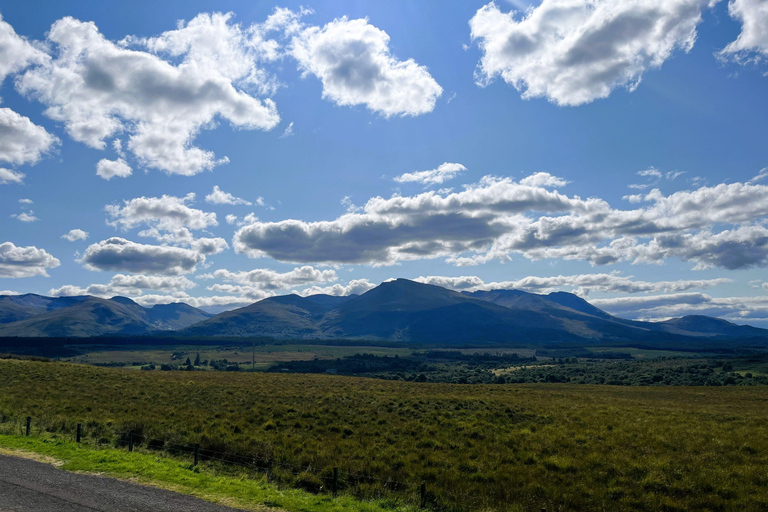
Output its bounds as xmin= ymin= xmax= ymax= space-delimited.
xmin=623 ymin=193 xmax=645 ymax=203
xmin=225 ymin=214 xmax=238 ymax=224
xmin=470 ymin=0 xmax=710 ymax=105
xmin=62 ymin=229 xmax=89 ymax=241
xmin=0 ymin=108 xmax=58 ymax=170
xmin=79 ymin=237 xmax=205 ymax=275
xmin=0 ymin=241 xmax=60 ymax=278
xmin=191 ymin=237 xmax=229 ymax=256
xmin=638 ymin=167 xmax=663 ymax=178
xmin=0 ymin=14 xmax=47 ymax=80
xmin=233 ymin=174 xmax=608 ymax=264
xmin=129 ymin=293 xmax=250 ymax=309
xmin=96 ymin=157 xmax=132 ymax=180
xmin=136 ymin=11 xmax=283 ymax=94
xmin=198 ymin=265 xmax=337 ymax=301
xmin=18 ymin=198 xmax=33 ymax=204
xmin=132 ymin=225 xmax=228 ymax=257
xmin=233 ymin=170 xmax=768 ymax=270
xmin=298 ymin=278 xmax=376 ymax=297
xmin=205 ymin=185 xmax=251 ymax=205
xmin=201 ymin=265 xmax=336 ymax=289
xmin=290 ymin=14 xmax=442 ymax=117
xmin=592 ymin=292 xmax=768 ymax=325
xmin=11 ymin=211 xmax=38 ymax=222
xmin=106 ymin=193 xmax=217 ymax=232
xmin=519 ymin=172 xmax=569 ymax=188
xmin=280 ymin=121 xmax=294 ymax=138
xmin=748 ymin=167 xmax=768 ymax=184
xmin=414 ymin=273 xmax=731 ymax=296
xmin=0 ymin=168 xmax=24 ymax=184
xmin=17 ymin=15 xmax=279 ymax=175
xmin=719 ymin=0 xmax=768 ymax=65
xmin=394 ymin=162 xmax=467 ymax=186
xmin=49 ymin=273 xmax=196 ymax=298
xmin=340 ymin=196 xmax=361 ymax=213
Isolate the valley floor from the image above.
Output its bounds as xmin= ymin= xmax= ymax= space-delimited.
xmin=2 ymin=359 xmax=768 ymax=511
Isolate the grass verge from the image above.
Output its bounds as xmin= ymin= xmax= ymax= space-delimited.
xmin=0 ymin=435 xmax=415 ymax=512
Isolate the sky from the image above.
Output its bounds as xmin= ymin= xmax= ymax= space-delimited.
xmin=1 ymin=0 xmax=768 ymax=325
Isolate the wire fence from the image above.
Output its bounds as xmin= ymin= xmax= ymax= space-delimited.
xmin=0 ymin=413 xmax=489 ymax=511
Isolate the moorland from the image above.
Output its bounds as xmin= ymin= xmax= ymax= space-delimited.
xmin=3 ymin=357 xmax=768 ymax=511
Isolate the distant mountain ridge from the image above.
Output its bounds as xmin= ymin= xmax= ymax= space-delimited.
xmin=182 ymin=279 xmax=768 ymax=344
xmin=0 ymin=293 xmax=212 ymax=337
xmin=2 ymin=280 xmax=766 ymax=343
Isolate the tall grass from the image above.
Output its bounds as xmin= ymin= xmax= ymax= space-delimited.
xmin=2 ymin=359 xmax=768 ymax=511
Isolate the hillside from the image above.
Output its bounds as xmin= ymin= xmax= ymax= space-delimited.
xmin=3 ymin=281 xmax=767 ymax=343
xmin=181 ymin=279 xmax=768 ymax=344
xmin=0 ymin=294 xmax=211 ymax=337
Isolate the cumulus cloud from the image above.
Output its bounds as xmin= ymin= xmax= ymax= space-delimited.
xmin=232 ymin=170 xmax=768 ymax=270
xmin=0 ymin=168 xmax=24 ymax=184
xmin=191 ymin=237 xmax=229 ymax=256
xmin=0 ymin=14 xmax=47 ymax=80
xmin=204 ymin=265 xmax=336 ymax=286
xmin=49 ymin=273 xmax=196 ymax=298
xmin=719 ymin=0 xmax=768 ymax=65
xmin=0 ymin=108 xmax=58 ymax=169
xmin=592 ymin=292 xmax=768 ymax=325
xmin=17 ymin=15 xmax=279 ymax=175
xmin=0 ymin=241 xmax=60 ymax=278
xmin=298 ymin=278 xmax=376 ymax=297
xmin=79 ymin=237 xmax=205 ymax=275
xmin=96 ymin=157 xmax=132 ymax=180
xmin=470 ymin=0 xmax=710 ymax=105
xmin=205 ymin=185 xmax=251 ymax=205
xmin=290 ymin=14 xmax=442 ymax=116
xmin=199 ymin=265 xmax=337 ymax=300
xmin=129 ymin=293 xmax=250 ymax=309
xmin=519 ymin=172 xmax=569 ymax=188
xmin=106 ymin=194 xmax=230 ymax=258
xmin=106 ymin=193 xmax=217 ymax=232
xmin=233 ymin=174 xmax=608 ymax=264
xmin=62 ymin=229 xmax=89 ymax=241
xmin=394 ymin=162 xmax=467 ymax=186
xmin=11 ymin=211 xmax=38 ymax=222
xmin=414 ymin=273 xmax=731 ymax=296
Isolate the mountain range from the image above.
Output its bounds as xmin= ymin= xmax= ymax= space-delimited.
xmin=1 ymin=279 xmax=766 ymax=344
xmin=0 ymin=294 xmax=211 ymax=337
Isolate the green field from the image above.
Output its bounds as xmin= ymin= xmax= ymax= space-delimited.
xmin=62 ymin=344 xmax=414 ymax=369
xmin=2 ymin=358 xmax=768 ymax=511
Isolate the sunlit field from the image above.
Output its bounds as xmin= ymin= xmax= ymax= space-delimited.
xmin=2 ymin=359 xmax=768 ymax=511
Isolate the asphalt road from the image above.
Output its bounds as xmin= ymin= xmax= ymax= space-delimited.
xmin=0 ymin=453 xmax=250 ymax=512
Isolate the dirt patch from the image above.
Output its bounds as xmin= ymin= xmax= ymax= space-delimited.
xmin=0 ymin=446 xmax=64 ymax=467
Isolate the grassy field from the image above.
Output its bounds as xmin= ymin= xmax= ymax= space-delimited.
xmin=63 ymin=344 xmax=414 ymax=368
xmin=2 ymin=358 xmax=768 ymax=511
xmin=0 ymin=435 xmax=414 ymax=512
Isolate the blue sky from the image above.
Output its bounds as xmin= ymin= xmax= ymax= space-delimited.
xmin=1 ymin=0 xmax=768 ymax=324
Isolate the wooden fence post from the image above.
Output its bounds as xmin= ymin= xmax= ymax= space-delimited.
xmin=76 ymin=423 xmax=81 ymax=443
xmin=333 ymin=467 xmax=338 ymax=497
xmin=194 ymin=444 xmax=199 ymax=466
xmin=420 ymin=482 xmax=426 ymax=509
xmin=25 ymin=416 xmax=30 ymax=436
xmin=128 ymin=432 xmax=134 ymax=452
